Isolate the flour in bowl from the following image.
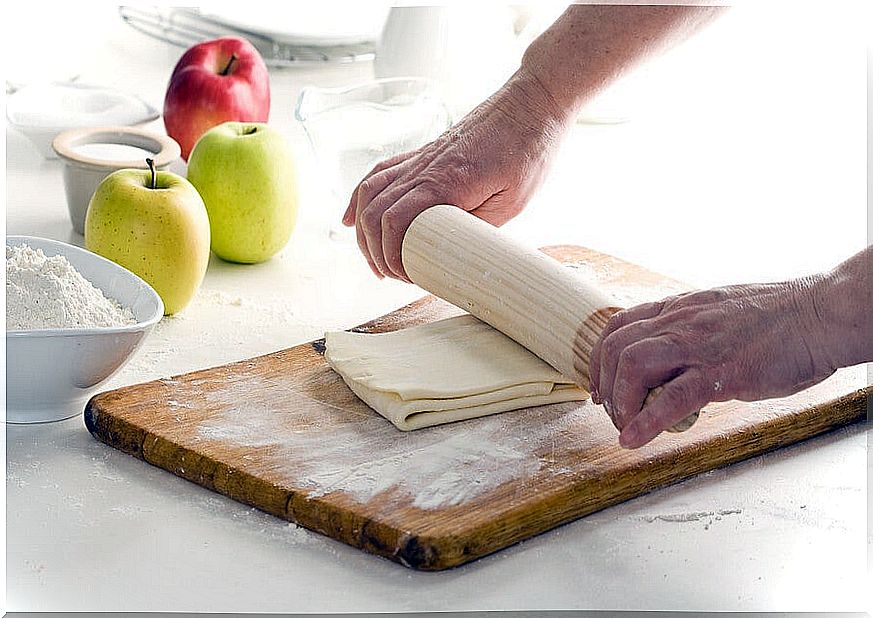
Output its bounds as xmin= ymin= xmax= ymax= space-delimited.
xmin=6 ymin=244 xmax=136 ymax=331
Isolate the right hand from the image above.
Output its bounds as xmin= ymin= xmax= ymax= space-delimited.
xmin=587 ymin=278 xmax=838 ymax=448
xmin=342 ymin=68 xmax=572 ymax=281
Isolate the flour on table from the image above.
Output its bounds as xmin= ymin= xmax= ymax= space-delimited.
xmin=6 ymin=244 xmax=136 ymax=331
xmin=194 ymin=376 xmax=596 ymax=511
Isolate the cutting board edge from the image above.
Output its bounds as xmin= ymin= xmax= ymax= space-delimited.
xmin=85 ymin=384 xmax=870 ymax=571
xmin=390 ymin=385 xmax=871 ymax=570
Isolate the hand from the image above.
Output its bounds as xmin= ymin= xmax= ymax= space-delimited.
xmin=342 ymin=68 xmax=571 ymax=281
xmin=587 ymin=278 xmax=836 ymax=449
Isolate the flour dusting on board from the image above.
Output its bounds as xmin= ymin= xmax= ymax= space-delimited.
xmin=299 ymin=429 xmax=538 ymax=509
xmin=182 ymin=261 xmax=684 ymax=512
xmin=194 ymin=375 xmax=595 ymax=510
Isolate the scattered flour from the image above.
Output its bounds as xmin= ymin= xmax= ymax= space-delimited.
xmin=193 ymin=374 xmax=598 ymax=510
xmin=640 ymin=508 xmax=743 ymax=524
xmin=6 ymin=244 xmax=136 ymax=331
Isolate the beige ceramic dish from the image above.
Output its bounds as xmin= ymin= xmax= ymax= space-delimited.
xmin=52 ymin=126 xmax=181 ymax=235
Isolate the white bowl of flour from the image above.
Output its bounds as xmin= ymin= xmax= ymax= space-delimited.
xmin=6 ymin=236 xmax=163 ymax=423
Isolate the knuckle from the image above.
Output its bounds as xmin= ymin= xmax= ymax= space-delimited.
xmin=686 ymin=289 xmax=719 ymax=305
xmin=617 ymin=346 xmax=641 ymax=375
xmin=642 ymin=299 xmax=666 ymax=315
xmin=668 ymin=379 xmax=698 ymax=409
xmin=380 ymin=208 xmax=396 ymax=229
xmin=663 ymin=328 xmax=692 ymax=354
xmin=693 ymin=308 xmax=729 ymax=339
xmin=604 ymin=310 xmax=627 ymax=334
xmin=452 ymin=157 xmax=478 ymax=181
xmin=640 ymin=334 xmax=670 ymax=359
xmin=416 ymin=176 xmax=448 ymax=200
xmin=358 ymin=178 xmax=374 ymax=196
xmin=662 ymin=292 xmax=691 ymax=311
xmin=381 ymin=210 xmax=404 ymax=238
xmin=368 ymin=157 xmax=395 ymax=177
xmin=674 ymin=287 xmax=730 ymax=309
xmin=361 ymin=206 xmax=383 ymax=232
xmin=419 ymin=160 xmax=469 ymax=194
xmin=602 ymin=335 xmax=622 ymax=366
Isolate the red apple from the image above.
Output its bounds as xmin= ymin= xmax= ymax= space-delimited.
xmin=163 ymin=36 xmax=270 ymax=160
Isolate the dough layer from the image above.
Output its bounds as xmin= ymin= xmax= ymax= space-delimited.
xmin=324 ymin=315 xmax=588 ymax=430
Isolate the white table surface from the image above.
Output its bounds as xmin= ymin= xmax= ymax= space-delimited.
xmin=5 ymin=5 xmax=871 ymax=614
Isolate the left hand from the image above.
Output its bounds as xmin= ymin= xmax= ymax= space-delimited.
xmin=586 ymin=279 xmax=835 ymax=448
xmin=341 ymin=67 xmax=570 ymax=282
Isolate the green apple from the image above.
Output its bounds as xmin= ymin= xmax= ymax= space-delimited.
xmin=187 ymin=121 xmax=298 ymax=263
xmin=85 ymin=161 xmax=211 ymax=315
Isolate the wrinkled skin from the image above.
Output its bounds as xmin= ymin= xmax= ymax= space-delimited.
xmin=342 ymin=5 xmax=725 ymax=282
xmin=342 ymin=69 xmax=569 ymax=282
xmin=587 ymin=278 xmax=837 ymax=449
xmin=339 ymin=4 xmax=872 ymax=452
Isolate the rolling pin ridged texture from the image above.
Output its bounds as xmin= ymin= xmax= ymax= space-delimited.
xmin=401 ymin=205 xmax=699 ymax=434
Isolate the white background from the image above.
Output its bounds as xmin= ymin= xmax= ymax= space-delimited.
xmin=3 ymin=2 xmax=871 ymax=613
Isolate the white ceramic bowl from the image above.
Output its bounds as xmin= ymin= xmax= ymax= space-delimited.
xmin=6 ymin=236 xmax=163 ymax=424
xmin=6 ymin=82 xmax=160 ymax=159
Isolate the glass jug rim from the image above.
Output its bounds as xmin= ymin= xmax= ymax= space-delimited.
xmin=294 ymin=76 xmax=443 ymax=122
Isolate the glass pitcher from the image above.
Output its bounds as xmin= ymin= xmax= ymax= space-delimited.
xmin=295 ymin=77 xmax=452 ymax=240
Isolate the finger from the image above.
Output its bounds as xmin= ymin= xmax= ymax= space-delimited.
xmin=589 ymin=300 xmax=666 ymax=402
xmin=381 ymin=189 xmax=441 ymax=281
xmin=344 ymin=185 xmax=361 ymax=227
xmin=344 ymin=160 xmax=404 ymax=228
xmin=619 ymin=369 xmax=706 ymax=449
xmin=380 ymin=177 xmax=502 ymax=281
xmin=609 ymin=336 xmax=683 ymax=431
xmin=597 ymin=316 xmax=672 ymax=412
xmin=343 ymin=154 xmax=410 ymax=226
xmin=355 ymin=200 xmax=383 ymax=279
xmin=601 ymin=300 xmax=666 ymax=344
xmin=359 ymin=180 xmax=425 ymax=277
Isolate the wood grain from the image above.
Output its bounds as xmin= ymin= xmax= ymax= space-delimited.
xmin=403 ymin=205 xmax=698 ymax=432
xmin=403 ymin=207 xmax=617 ymax=386
xmin=84 ymin=245 xmax=870 ymax=571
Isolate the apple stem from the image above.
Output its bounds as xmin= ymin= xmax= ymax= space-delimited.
xmin=220 ymin=54 xmax=238 ymax=76
xmin=146 ymin=158 xmax=157 ymax=190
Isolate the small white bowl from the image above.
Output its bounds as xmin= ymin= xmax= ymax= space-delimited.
xmin=6 ymin=236 xmax=164 ymax=424
xmin=6 ymin=82 xmax=160 ymax=159
xmin=52 ymin=126 xmax=181 ymax=235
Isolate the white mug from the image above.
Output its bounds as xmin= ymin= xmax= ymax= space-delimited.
xmin=375 ymin=6 xmax=520 ymax=118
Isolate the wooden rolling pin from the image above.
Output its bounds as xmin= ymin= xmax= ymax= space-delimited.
xmin=401 ymin=205 xmax=699 ymax=434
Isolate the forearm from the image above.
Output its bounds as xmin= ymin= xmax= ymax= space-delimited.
xmin=519 ymin=4 xmax=726 ymax=122
xmin=803 ymin=246 xmax=873 ymax=370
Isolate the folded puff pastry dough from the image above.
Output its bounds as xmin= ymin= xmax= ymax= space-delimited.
xmin=324 ymin=314 xmax=588 ymax=431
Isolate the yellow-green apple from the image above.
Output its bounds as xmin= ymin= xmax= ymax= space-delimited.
xmin=163 ymin=36 xmax=270 ymax=161
xmin=187 ymin=121 xmax=298 ymax=263
xmin=85 ymin=159 xmax=211 ymax=315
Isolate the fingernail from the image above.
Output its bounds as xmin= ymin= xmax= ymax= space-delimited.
xmin=591 ymin=388 xmax=601 ymax=404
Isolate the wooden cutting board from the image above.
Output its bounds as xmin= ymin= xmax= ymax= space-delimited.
xmin=84 ymin=246 xmax=870 ymax=570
